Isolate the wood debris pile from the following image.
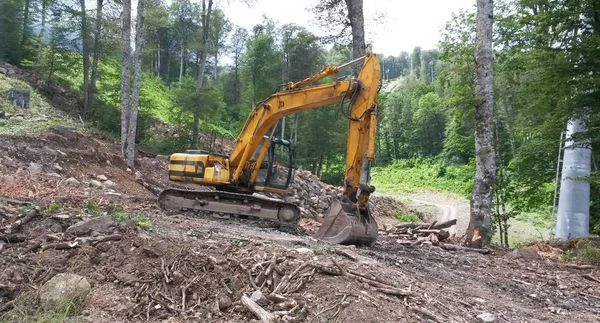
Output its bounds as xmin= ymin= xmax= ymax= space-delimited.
xmin=380 ymin=219 xmax=458 ymax=246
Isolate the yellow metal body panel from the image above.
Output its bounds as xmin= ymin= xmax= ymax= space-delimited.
xmin=168 ymin=153 xmax=231 ymax=185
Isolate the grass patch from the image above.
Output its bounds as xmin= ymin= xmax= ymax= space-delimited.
xmin=569 ymin=239 xmax=600 ymax=266
xmin=44 ymin=202 xmax=62 ymax=214
xmin=372 ymin=158 xmax=474 ymax=196
xmin=81 ymin=199 xmax=101 ymax=216
xmin=111 ymin=210 xmax=128 ymax=222
xmin=132 ymin=216 xmax=155 ymax=232
xmin=0 ymin=287 xmax=85 ymax=323
xmin=395 ymin=212 xmax=421 ymax=223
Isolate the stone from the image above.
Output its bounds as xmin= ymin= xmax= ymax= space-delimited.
xmin=134 ymin=171 xmax=143 ymax=181
xmin=509 ymin=248 xmax=541 ymax=261
xmin=90 ymin=179 xmax=103 ymax=188
xmin=96 ymin=174 xmax=108 ymax=181
xmin=27 ymin=162 xmax=43 ymax=174
xmin=52 ymin=163 xmax=63 ymax=172
xmin=476 ymin=313 xmax=496 ymax=323
xmin=38 ymin=273 xmax=91 ymax=311
xmin=65 ymin=177 xmax=80 ymax=186
xmin=218 ymin=295 xmax=232 ymax=311
xmin=1 ymin=175 xmax=16 ymax=183
xmin=65 ymin=215 xmax=115 ymax=236
xmin=103 ymin=180 xmax=116 ymax=189
xmin=250 ymin=290 xmax=269 ymax=306
xmin=294 ymin=247 xmax=314 ymax=256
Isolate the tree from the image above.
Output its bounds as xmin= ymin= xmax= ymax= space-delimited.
xmin=209 ymin=9 xmax=231 ymax=81
xmin=80 ymin=0 xmax=91 ymax=114
xmin=466 ymin=0 xmax=495 ymax=248
xmin=89 ymin=0 xmax=104 ymax=110
xmin=223 ymin=26 xmax=247 ymax=107
xmin=121 ymin=0 xmax=132 ymax=154
xmin=126 ymin=0 xmax=145 ymax=167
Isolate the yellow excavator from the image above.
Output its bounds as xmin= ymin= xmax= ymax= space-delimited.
xmin=158 ymin=53 xmax=381 ymax=245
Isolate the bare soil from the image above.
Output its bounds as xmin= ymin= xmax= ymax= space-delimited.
xmin=1 ymin=129 xmax=599 ymax=323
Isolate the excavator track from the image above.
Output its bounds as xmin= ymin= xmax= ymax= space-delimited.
xmin=158 ymin=188 xmax=301 ymax=224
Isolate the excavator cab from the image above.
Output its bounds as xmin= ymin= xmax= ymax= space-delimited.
xmin=253 ymin=137 xmax=294 ymax=193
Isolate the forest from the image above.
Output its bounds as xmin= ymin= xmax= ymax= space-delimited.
xmin=1 ymin=0 xmax=599 ymax=242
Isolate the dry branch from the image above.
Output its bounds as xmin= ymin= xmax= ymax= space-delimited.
xmin=409 ymin=306 xmax=444 ymax=323
xmin=395 ymin=219 xmax=457 ymax=230
xmin=0 ymin=233 xmax=27 ymax=243
xmin=438 ymin=243 xmax=491 ymax=254
xmin=241 ymin=294 xmax=275 ymax=323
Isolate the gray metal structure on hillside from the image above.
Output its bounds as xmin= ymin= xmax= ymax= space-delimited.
xmin=556 ymin=119 xmax=591 ymax=240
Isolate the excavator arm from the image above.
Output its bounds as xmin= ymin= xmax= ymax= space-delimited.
xmin=160 ymin=53 xmax=381 ymax=245
xmin=229 ymin=53 xmax=380 ymax=205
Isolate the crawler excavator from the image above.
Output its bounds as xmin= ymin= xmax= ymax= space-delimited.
xmin=158 ymin=53 xmax=381 ymax=245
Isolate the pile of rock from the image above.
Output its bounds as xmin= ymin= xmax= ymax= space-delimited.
xmin=275 ymin=168 xmax=342 ymax=218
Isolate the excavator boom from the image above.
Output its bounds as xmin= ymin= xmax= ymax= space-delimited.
xmin=160 ymin=53 xmax=381 ymax=245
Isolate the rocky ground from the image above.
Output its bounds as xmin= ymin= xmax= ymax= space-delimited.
xmin=0 ymin=63 xmax=599 ymax=322
xmin=0 ymin=129 xmax=599 ymax=323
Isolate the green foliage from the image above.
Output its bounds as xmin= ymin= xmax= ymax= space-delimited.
xmin=82 ymin=198 xmax=101 ymax=216
xmin=44 ymin=202 xmax=62 ymax=213
xmin=133 ymin=216 xmax=155 ymax=232
xmin=372 ymin=158 xmax=475 ymax=196
xmin=395 ymin=212 xmax=420 ymax=223
xmin=111 ymin=210 xmax=129 ymax=222
xmin=0 ymin=286 xmax=85 ymax=323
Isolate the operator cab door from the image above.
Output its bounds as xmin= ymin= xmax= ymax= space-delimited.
xmin=255 ymin=138 xmax=294 ymax=192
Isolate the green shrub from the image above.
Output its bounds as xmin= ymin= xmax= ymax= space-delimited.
xmin=395 ymin=212 xmax=421 ymax=223
xmin=81 ymin=199 xmax=101 ymax=216
xmin=44 ymin=202 xmax=62 ymax=213
xmin=111 ymin=210 xmax=129 ymax=222
xmin=132 ymin=216 xmax=155 ymax=232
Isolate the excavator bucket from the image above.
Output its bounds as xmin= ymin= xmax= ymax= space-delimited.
xmin=313 ymin=197 xmax=378 ymax=245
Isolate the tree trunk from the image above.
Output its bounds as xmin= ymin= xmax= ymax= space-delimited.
xmin=466 ymin=0 xmax=496 ymax=248
xmin=344 ymin=0 xmax=370 ymax=192
xmin=195 ymin=0 xmax=213 ymax=91
xmin=179 ymin=31 xmax=184 ymax=82
xmin=126 ymin=0 xmax=144 ymax=167
xmin=120 ymin=0 xmax=132 ymax=154
xmin=214 ymin=52 xmax=218 ymax=81
xmin=21 ymin=0 xmax=31 ymax=51
xmin=191 ymin=0 xmax=213 ymax=145
xmin=89 ymin=0 xmax=104 ymax=111
xmin=80 ymin=0 xmax=90 ymax=114
xmin=157 ymin=46 xmax=161 ymax=78
xmin=344 ymin=0 xmax=366 ymax=60
xmin=35 ymin=0 xmax=47 ymax=68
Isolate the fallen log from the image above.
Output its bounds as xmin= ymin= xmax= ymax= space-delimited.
xmin=395 ymin=219 xmax=457 ymax=230
xmin=241 ymin=294 xmax=275 ymax=323
xmin=438 ymin=243 xmax=491 ymax=254
xmin=0 ymin=233 xmax=27 ymax=243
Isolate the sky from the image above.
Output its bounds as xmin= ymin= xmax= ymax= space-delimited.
xmin=221 ymin=0 xmax=476 ymax=56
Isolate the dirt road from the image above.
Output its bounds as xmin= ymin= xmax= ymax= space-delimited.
xmin=377 ymin=191 xmax=470 ymax=235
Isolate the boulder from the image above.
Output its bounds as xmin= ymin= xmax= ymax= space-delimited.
xmin=90 ymin=179 xmax=103 ymax=188
xmin=96 ymin=174 xmax=108 ymax=181
xmin=509 ymin=248 xmax=541 ymax=261
xmin=103 ymin=180 xmax=116 ymax=189
xmin=476 ymin=313 xmax=496 ymax=323
xmin=27 ymin=162 xmax=43 ymax=174
xmin=65 ymin=215 xmax=115 ymax=236
xmin=65 ymin=177 xmax=80 ymax=186
xmin=38 ymin=273 xmax=91 ymax=311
